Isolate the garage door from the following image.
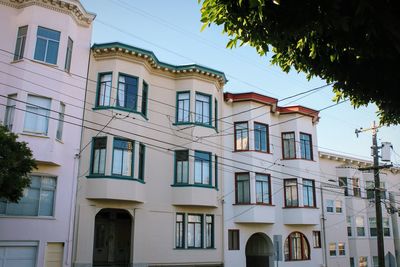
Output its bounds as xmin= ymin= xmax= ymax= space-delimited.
xmin=0 ymin=245 xmax=37 ymax=267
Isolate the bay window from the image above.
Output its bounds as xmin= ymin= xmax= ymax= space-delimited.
xmin=187 ymin=214 xmax=203 ymax=248
xmin=194 ymin=151 xmax=211 ymax=185
xmin=195 ymin=93 xmax=211 ymax=125
xmin=256 ymin=173 xmax=271 ymax=204
xmin=175 ymin=150 xmax=189 ymax=184
xmin=91 ymin=137 xmax=107 ymax=175
xmin=300 ymin=132 xmax=313 ymax=160
xmin=14 ymin=26 xmax=27 ymax=61
xmin=4 ymin=94 xmax=17 ymax=130
xmin=302 ymin=179 xmax=315 ymax=207
xmin=34 ymin=26 xmax=60 ymax=64
xmin=235 ymin=173 xmax=250 ymax=204
xmin=24 ymin=95 xmax=51 ymax=135
xmin=176 ymin=92 xmax=190 ymax=123
xmin=117 ymin=74 xmax=138 ymax=110
xmin=254 ymin=122 xmax=269 ymax=152
xmin=97 ymin=73 xmax=112 ymax=106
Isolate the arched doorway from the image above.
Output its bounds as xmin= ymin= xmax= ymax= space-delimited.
xmin=93 ymin=209 xmax=132 ymax=266
xmin=245 ymin=233 xmax=274 ymax=267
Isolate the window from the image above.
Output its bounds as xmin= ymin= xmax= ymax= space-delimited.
xmin=312 ymin=231 xmax=321 ymax=248
xmin=187 ymin=214 xmax=203 ymax=248
xmin=0 ymin=175 xmax=56 ymax=216
xmin=138 ymin=143 xmax=145 ymax=181
xmin=303 ymin=179 xmax=315 ymax=207
xmin=329 ymin=243 xmax=337 ymax=256
xmin=347 ymin=216 xmax=352 ymax=236
xmin=282 ymin=132 xmax=296 ymax=159
xmin=338 ymin=242 xmax=345 ymax=255
xmin=175 ymin=213 xmax=185 ymax=248
xmin=176 ymin=92 xmax=190 ymax=123
xmin=234 ymin=122 xmax=249 ymax=151
xmin=175 ymin=150 xmax=189 ymax=184
xmin=14 ymin=26 xmax=27 ymax=61
xmin=353 ymin=178 xmax=361 ymax=197
xmin=254 ymin=122 xmax=269 ymax=152
xmin=64 ymin=37 xmax=73 ymax=72
xmin=91 ymin=137 xmax=107 ymax=175
xmin=117 ymin=74 xmax=138 ymax=110
xmin=359 ymin=256 xmax=368 ymax=267
xmin=284 ymin=179 xmax=298 ymax=207
xmin=214 ymin=99 xmax=218 ymax=130
xmin=4 ymin=94 xmax=17 ymax=130
xmin=34 ymin=26 xmax=60 ymax=64
xmin=373 ymin=256 xmax=379 ymax=267
xmin=228 ymin=229 xmax=240 ymax=250
xmin=338 ymin=177 xmax=348 ymax=196
xmin=256 ymin=173 xmax=271 ymax=204
xmin=97 ymin=73 xmax=112 ymax=106
xmin=326 ymin=200 xmax=334 ymax=213
xmin=236 ymin=173 xmax=250 ymax=204
xmin=356 ymin=216 xmax=365 ymax=236
xmin=383 ymin=217 xmax=390 ymax=236
xmin=206 ymin=215 xmax=214 ymax=248
xmin=24 ymin=95 xmax=51 ymax=135
xmin=194 ymin=151 xmax=211 ymax=185
xmin=335 ymin=200 xmax=342 ymax=213
xmin=369 ymin=217 xmax=377 ymax=237
xmin=56 ymin=102 xmax=65 ymax=140
xmin=300 ymin=133 xmax=313 ymax=160
xmin=366 ymin=181 xmax=386 ymax=199
xmin=284 ymin=232 xmax=310 ymax=261
xmin=141 ymin=81 xmax=148 ymax=116
xmin=195 ymin=93 xmax=211 ymax=125
xmin=112 ymin=139 xmax=133 ymax=177
xmin=350 ymin=257 xmax=355 ymax=267
xmin=176 ymin=213 xmax=214 ymax=250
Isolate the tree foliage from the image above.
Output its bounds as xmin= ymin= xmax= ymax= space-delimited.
xmin=200 ymin=0 xmax=400 ymax=125
xmin=0 ymin=125 xmax=36 ymax=202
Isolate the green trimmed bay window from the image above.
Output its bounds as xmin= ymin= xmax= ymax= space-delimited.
xmin=91 ymin=137 xmax=107 ymax=175
xmin=195 ymin=93 xmax=211 ymax=125
xmin=177 ymin=91 xmax=190 ymax=123
xmin=175 ymin=150 xmax=189 ymax=184
xmin=112 ymin=139 xmax=134 ymax=177
xmin=194 ymin=151 xmax=211 ymax=185
xmin=117 ymin=74 xmax=138 ymax=110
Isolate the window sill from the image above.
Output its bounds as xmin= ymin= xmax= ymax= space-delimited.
xmin=173 ymin=122 xmax=215 ymax=130
xmin=30 ymin=59 xmax=58 ymax=68
xmin=281 ymin=157 xmax=316 ymax=162
xmin=20 ymin=132 xmax=50 ymax=139
xmin=171 ymin=183 xmax=217 ymax=190
xmin=233 ymin=203 xmax=275 ymax=206
xmin=233 ymin=149 xmax=272 ymax=154
xmin=93 ymin=106 xmax=148 ymax=120
xmin=0 ymin=215 xmax=55 ymax=220
xmin=282 ymin=206 xmax=318 ymax=209
xmin=11 ymin=59 xmax=24 ymax=64
xmin=55 ymin=138 xmax=64 ymax=144
xmin=87 ymin=174 xmax=145 ymax=184
xmin=174 ymin=247 xmax=216 ymax=250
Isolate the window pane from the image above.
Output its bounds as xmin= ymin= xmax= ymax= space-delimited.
xmin=46 ymin=40 xmax=59 ymax=64
xmin=283 ymin=132 xmax=295 ymax=159
xmin=235 ymin=122 xmax=248 ymax=150
xmin=24 ymin=95 xmax=51 ymax=134
xmin=34 ymin=38 xmax=46 ymax=61
xmin=236 ymin=173 xmax=250 ymax=203
xmin=194 ymin=151 xmax=210 ymax=185
xmin=254 ymin=123 xmax=268 ymax=152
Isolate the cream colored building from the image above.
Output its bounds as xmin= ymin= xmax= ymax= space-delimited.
xmin=0 ymin=0 xmax=94 ymax=266
xmin=73 ymin=42 xmax=226 ymax=267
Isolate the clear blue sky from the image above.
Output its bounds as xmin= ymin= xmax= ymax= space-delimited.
xmin=81 ymin=0 xmax=400 ymax=163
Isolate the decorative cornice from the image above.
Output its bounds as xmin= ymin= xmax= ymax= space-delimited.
xmin=1 ymin=0 xmax=95 ymax=27
xmin=91 ymin=42 xmax=227 ymax=88
xmin=319 ymin=151 xmax=372 ymax=167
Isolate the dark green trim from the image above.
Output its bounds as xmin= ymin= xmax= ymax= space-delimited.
xmin=214 ymin=155 xmax=218 ymax=190
xmin=206 ymin=214 xmax=215 ymax=249
xmin=141 ymin=80 xmax=148 ymax=117
xmin=86 ymin=174 xmax=145 ymax=184
xmin=214 ymin=98 xmax=218 ymax=131
xmin=175 ymin=91 xmax=191 ymax=124
xmin=171 ymin=183 xmax=216 ymax=189
xmin=89 ymin=136 xmax=107 ymax=175
xmin=194 ymin=150 xmax=212 ymax=186
xmin=172 ymin=121 xmax=217 ymax=130
xmin=195 ymin=91 xmax=212 ymax=126
xmin=111 ymin=137 xmax=134 ymax=178
xmin=138 ymin=142 xmax=145 ymax=181
xmin=117 ymin=72 xmax=139 ymax=111
xmin=174 ymin=149 xmax=189 ymax=185
xmin=187 ymin=213 xmax=203 ymax=249
xmin=92 ymin=42 xmax=227 ymax=83
xmin=92 ymin=106 xmax=148 ymax=120
xmin=95 ymin=71 xmax=113 ymax=107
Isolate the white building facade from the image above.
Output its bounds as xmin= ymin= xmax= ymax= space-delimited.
xmin=0 ymin=0 xmax=94 ymax=266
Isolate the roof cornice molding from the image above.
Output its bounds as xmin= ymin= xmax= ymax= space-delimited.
xmin=92 ymin=42 xmax=227 ymax=88
xmin=1 ymin=0 xmax=95 ymax=27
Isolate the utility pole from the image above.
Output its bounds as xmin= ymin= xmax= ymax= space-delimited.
xmin=356 ymin=122 xmax=392 ymax=267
